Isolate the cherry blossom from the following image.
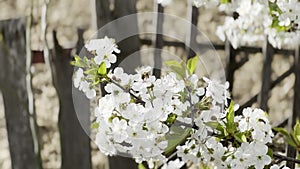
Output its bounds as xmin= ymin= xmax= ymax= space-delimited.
xmin=73 ymin=36 xmax=291 ymax=169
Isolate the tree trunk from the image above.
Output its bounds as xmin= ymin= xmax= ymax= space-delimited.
xmin=0 ymin=18 xmax=41 ymax=169
xmin=50 ymin=31 xmax=92 ymax=169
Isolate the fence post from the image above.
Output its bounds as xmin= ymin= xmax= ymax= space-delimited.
xmin=0 ymin=18 xmax=41 ymax=169
xmin=258 ymin=37 xmax=274 ymax=112
xmin=186 ymin=0 xmax=199 ymax=60
xmin=76 ymin=28 xmax=85 ymax=54
xmin=50 ymin=31 xmax=92 ymax=169
xmin=93 ymin=0 xmax=140 ymax=168
xmin=153 ymin=3 xmax=164 ymax=78
xmin=94 ymin=0 xmax=111 ymax=30
xmin=286 ymin=45 xmax=300 ymax=169
xmin=225 ymin=40 xmax=236 ymax=93
xmin=112 ymin=0 xmax=141 ymax=74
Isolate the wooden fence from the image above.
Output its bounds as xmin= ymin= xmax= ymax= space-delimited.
xmin=0 ymin=0 xmax=299 ymax=169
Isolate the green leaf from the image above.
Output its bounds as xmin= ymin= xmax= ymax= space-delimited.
xmin=187 ymin=56 xmax=198 ymax=75
xmin=233 ymin=133 xmax=247 ymax=143
xmin=83 ymin=56 xmax=90 ymax=64
xmin=294 ymin=120 xmax=300 ymax=137
xmin=297 ymin=154 xmax=300 ymax=168
xmin=205 ymin=121 xmax=220 ymax=129
xmin=273 ymin=127 xmax=290 ymax=138
xmin=98 ymin=62 xmax=107 ymax=75
xmin=269 ymin=1 xmax=283 ymax=15
xmin=91 ymin=122 xmax=99 ymax=129
xmin=273 ymin=127 xmax=297 ymax=148
xmin=164 ymin=126 xmax=192 ymax=156
xmin=166 ymin=113 xmax=177 ymax=125
xmin=226 ymin=102 xmax=235 ymax=134
xmin=200 ymin=163 xmax=213 ymax=169
xmin=220 ymin=0 xmax=229 ymax=4
xmin=267 ymin=148 xmax=273 ymax=158
xmin=84 ymin=68 xmax=98 ymax=76
xmin=164 ymin=60 xmax=186 ymax=78
xmin=290 ymin=132 xmax=300 ymax=148
xmin=138 ymin=163 xmax=147 ymax=169
xmin=205 ymin=121 xmax=228 ymax=137
xmin=71 ymin=55 xmax=88 ymax=68
xmin=218 ymin=125 xmax=229 ymax=137
xmin=291 ymin=120 xmax=300 ymax=148
xmin=93 ymin=77 xmax=100 ymax=85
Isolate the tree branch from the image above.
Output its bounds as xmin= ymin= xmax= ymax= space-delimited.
xmin=109 ymin=78 xmax=145 ymax=104
xmin=273 ymin=152 xmax=300 ymax=164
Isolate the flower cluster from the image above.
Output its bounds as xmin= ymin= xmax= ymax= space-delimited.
xmin=156 ymin=0 xmax=173 ymax=7
xmin=177 ymin=106 xmax=275 ymax=169
xmin=85 ymin=36 xmax=119 ymax=68
xmin=92 ymin=62 xmax=230 ymax=165
xmin=156 ymin=0 xmax=299 ymax=48
xmin=193 ymin=0 xmax=219 ymax=8
xmin=73 ymin=68 xmax=96 ymax=99
xmin=157 ymin=0 xmax=219 ymax=8
xmin=216 ymin=0 xmax=300 ymax=49
xmin=72 ymin=37 xmax=291 ymax=169
xmin=216 ymin=0 xmax=271 ymax=49
xmin=161 ymin=159 xmax=185 ymax=169
xmin=94 ymin=66 xmax=191 ymax=163
xmin=266 ymin=0 xmax=300 ymax=48
xmin=72 ymin=36 xmax=119 ymax=99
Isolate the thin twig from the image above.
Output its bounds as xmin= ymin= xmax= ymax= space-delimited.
xmin=273 ymin=152 xmax=300 ymax=164
xmin=109 ymin=78 xmax=145 ymax=104
xmin=157 ymin=151 xmax=178 ymax=168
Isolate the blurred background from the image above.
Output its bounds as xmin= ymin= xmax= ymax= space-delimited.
xmin=0 ymin=0 xmax=296 ymax=169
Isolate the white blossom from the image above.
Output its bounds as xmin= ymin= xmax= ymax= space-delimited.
xmin=161 ymin=159 xmax=184 ymax=169
xmin=193 ymin=0 xmax=219 ymax=8
xmin=73 ymin=69 xmax=96 ymax=99
xmin=270 ymin=164 xmax=290 ymax=169
xmin=111 ymin=117 xmax=128 ymax=143
xmin=203 ymin=77 xmax=230 ymax=106
xmin=73 ymin=36 xmax=280 ymax=169
xmin=217 ymin=0 xmax=300 ymax=49
xmin=156 ymin=0 xmax=173 ymax=7
xmin=85 ymin=36 xmax=120 ymax=67
xmin=73 ymin=68 xmax=84 ymax=88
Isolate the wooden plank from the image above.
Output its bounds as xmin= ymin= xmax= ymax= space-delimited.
xmin=93 ymin=0 xmax=140 ymax=168
xmin=286 ymin=45 xmax=300 ymax=169
xmin=234 ymin=53 xmax=249 ymax=70
xmin=0 ymin=18 xmax=41 ymax=169
xmin=140 ymin=38 xmax=295 ymax=55
xmin=50 ymin=31 xmax=92 ymax=169
xmin=107 ymin=0 xmax=141 ymax=74
xmin=76 ymin=28 xmax=85 ymax=54
xmin=186 ymin=1 xmax=199 ymax=60
xmin=153 ymin=3 xmax=164 ymax=78
xmin=258 ymin=37 xmax=274 ymax=112
xmin=31 ymin=38 xmax=295 ymax=64
xmin=238 ymin=65 xmax=294 ymax=114
xmin=94 ymin=0 xmax=111 ymax=29
xmin=225 ymin=40 xmax=236 ymax=93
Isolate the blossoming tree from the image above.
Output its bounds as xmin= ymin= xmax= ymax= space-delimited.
xmin=71 ymin=35 xmax=300 ymax=169
xmin=70 ymin=0 xmax=300 ymax=168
